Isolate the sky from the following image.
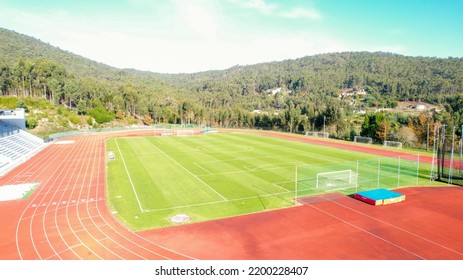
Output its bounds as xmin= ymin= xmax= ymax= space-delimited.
xmin=1 ymin=0 xmax=462 ymax=73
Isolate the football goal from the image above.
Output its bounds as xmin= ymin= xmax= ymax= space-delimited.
xmin=354 ymin=136 xmax=372 ymax=144
xmin=305 ymin=131 xmax=329 ymax=138
xmin=316 ymin=170 xmax=358 ymax=192
xmin=384 ymin=140 xmax=403 ymax=149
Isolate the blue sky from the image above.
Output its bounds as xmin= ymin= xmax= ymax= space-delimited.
xmin=1 ymin=0 xmax=462 ymax=73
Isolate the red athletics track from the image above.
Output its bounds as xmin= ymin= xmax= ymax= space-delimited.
xmin=1 ymin=129 xmax=463 ymax=259
xmin=0 ymin=133 xmax=191 ymax=260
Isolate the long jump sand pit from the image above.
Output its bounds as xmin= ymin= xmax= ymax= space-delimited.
xmin=0 ymin=183 xmax=38 ymax=202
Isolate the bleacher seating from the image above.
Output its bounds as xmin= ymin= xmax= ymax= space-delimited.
xmin=0 ymin=128 xmax=46 ymax=177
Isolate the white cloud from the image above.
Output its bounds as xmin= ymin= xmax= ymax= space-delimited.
xmin=230 ymin=0 xmax=277 ymax=14
xmin=0 ymin=1 xmax=348 ymax=73
xmin=281 ymin=7 xmax=322 ymax=20
xmin=173 ymin=0 xmax=219 ymax=39
xmin=230 ymin=0 xmax=322 ymax=20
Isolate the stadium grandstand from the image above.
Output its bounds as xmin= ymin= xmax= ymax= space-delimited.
xmin=0 ymin=108 xmax=46 ymax=177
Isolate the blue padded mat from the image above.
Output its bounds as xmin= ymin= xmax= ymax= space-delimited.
xmin=355 ymin=188 xmax=404 ymax=200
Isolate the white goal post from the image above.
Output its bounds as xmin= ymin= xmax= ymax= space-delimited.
xmin=354 ymin=136 xmax=372 ymax=144
xmin=383 ymin=140 xmax=403 ymax=149
xmin=305 ymin=131 xmax=329 ymax=138
xmin=316 ymin=170 xmax=358 ymax=192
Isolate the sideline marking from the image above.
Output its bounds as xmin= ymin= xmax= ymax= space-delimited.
xmin=114 ymin=139 xmax=145 ymax=213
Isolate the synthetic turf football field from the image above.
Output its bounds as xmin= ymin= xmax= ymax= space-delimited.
xmin=106 ymin=132 xmax=434 ymax=230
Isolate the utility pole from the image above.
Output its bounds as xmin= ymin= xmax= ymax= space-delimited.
xmin=323 ymin=115 xmax=326 ymax=135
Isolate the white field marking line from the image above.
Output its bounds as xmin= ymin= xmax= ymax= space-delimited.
xmin=91 ymin=135 xmax=154 ymax=260
xmin=201 ymin=163 xmax=298 ymax=177
xmin=101 ymin=136 xmax=194 ymax=260
xmin=29 ymin=136 xmax=85 ymax=259
xmin=244 ymin=163 xmax=292 ymax=172
xmin=14 ymin=148 xmax=69 ymax=259
xmin=61 ymin=135 xmax=104 ymax=259
xmin=115 ymin=138 xmax=145 ymax=213
xmin=323 ymin=187 xmax=354 ymax=193
xmin=29 ymin=135 xmax=84 ymax=259
xmin=324 ymin=196 xmax=463 ymax=257
xmin=143 ymin=190 xmax=293 ymax=212
xmin=44 ymin=243 xmax=84 ymax=260
xmin=193 ymin=162 xmax=213 ymax=175
xmin=201 ymin=154 xmax=288 ymax=165
xmin=143 ymin=138 xmax=227 ymax=201
xmin=272 ymin=180 xmax=294 ymax=192
xmin=96 ymin=136 xmax=162 ymax=260
xmin=305 ymin=202 xmax=426 ymax=259
xmin=76 ymin=135 xmax=122 ymax=259
xmin=5 ymin=138 xmax=58 ymax=184
xmin=222 ymin=135 xmax=343 ymax=162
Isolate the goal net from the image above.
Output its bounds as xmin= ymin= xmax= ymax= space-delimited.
xmin=354 ymin=136 xmax=372 ymax=144
xmin=316 ymin=170 xmax=358 ymax=192
xmin=383 ymin=141 xmax=403 ymax=149
xmin=305 ymin=131 xmax=329 ymax=138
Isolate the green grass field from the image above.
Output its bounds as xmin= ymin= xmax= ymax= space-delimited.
xmin=105 ymin=132 xmax=442 ymax=231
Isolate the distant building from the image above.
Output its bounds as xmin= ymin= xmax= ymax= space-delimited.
xmin=353 ymin=109 xmax=366 ymax=115
xmin=339 ymin=88 xmax=368 ymax=98
xmin=266 ymin=87 xmax=282 ymax=95
xmin=416 ymin=104 xmax=426 ymax=110
xmin=0 ymin=108 xmax=26 ymax=129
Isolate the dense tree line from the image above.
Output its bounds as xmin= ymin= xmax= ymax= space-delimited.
xmin=1 ymin=27 xmax=463 ymax=146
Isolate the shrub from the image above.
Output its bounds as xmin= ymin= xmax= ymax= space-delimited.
xmin=26 ymin=117 xmax=38 ymax=129
xmin=87 ymin=106 xmax=114 ymax=124
xmin=69 ymin=115 xmax=81 ymax=125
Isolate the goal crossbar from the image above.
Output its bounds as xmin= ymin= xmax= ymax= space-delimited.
xmin=316 ymin=169 xmax=358 ymax=191
xmin=305 ymin=131 xmax=329 ymax=138
xmin=354 ymin=136 xmax=372 ymax=144
xmin=384 ymin=141 xmax=403 ymax=149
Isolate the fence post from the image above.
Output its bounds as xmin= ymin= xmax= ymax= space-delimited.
xmin=416 ymin=154 xmax=420 ymax=186
xmin=356 ymin=160 xmax=359 ymax=193
xmin=294 ymin=166 xmax=298 ymax=205
xmin=377 ymin=158 xmax=381 ymax=189
xmin=398 ymin=156 xmax=401 ymax=188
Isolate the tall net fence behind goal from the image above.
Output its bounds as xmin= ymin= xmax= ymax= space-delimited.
xmin=295 ymin=154 xmax=425 ymax=198
xmin=434 ymin=124 xmax=463 ymax=185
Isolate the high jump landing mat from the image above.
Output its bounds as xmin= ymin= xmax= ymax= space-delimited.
xmin=354 ymin=188 xmax=405 ymax=206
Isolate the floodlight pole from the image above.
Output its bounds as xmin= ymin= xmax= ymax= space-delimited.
xmin=426 ymin=122 xmax=430 ymax=152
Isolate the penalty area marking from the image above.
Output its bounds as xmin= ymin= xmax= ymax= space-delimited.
xmin=143 ymin=138 xmax=228 ymax=201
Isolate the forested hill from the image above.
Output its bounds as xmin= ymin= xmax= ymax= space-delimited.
xmin=154 ymin=51 xmax=463 ymax=104
xmin=1 ymin=27 xmax=463 ymax=145
xmin=0 ymin=27 xmax=138 ymax=81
